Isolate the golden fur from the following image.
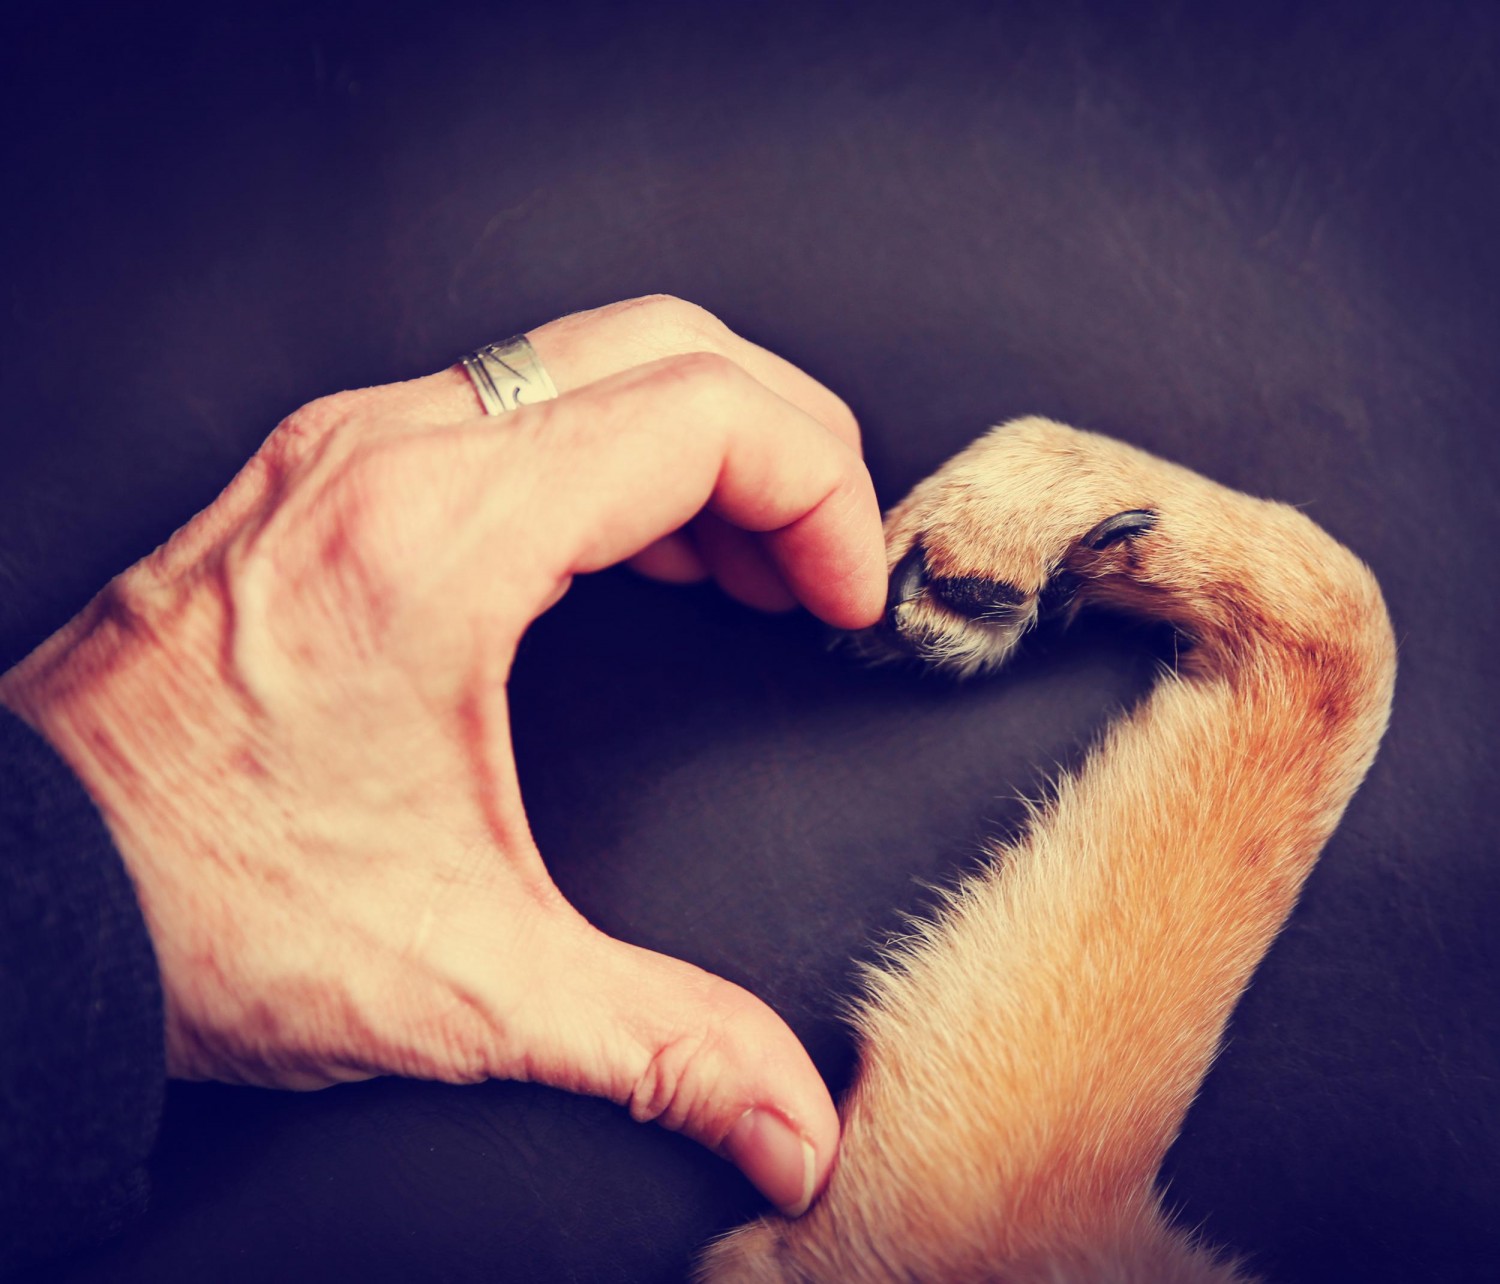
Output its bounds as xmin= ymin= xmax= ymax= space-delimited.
xmin=698 ymin=418 xmax=1396 ymax=1283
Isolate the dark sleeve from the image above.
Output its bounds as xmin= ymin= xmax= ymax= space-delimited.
xmin=0 ymin=705 xmax=166 ymax=1273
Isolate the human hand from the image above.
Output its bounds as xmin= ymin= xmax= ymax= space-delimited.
xmin=0 ymin=296 xmax=885 ymax=1217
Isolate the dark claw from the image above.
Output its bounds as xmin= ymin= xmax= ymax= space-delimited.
xmin=1082 ymin=509 xmax=1158 ymax=551
xmin=1038 ymin=569 xmax=1081 ymax=620
xmin=885 ymin=541 xmax=929 ymax=622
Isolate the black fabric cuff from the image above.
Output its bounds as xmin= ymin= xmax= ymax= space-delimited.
xmin=0 ymin=704 xmax=166 ymax=1272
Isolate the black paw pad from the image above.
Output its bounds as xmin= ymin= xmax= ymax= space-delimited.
xmin=928 ymin=575 xmax=1029 ymax=622
xmin=884 ymin=542 xmax=1030 ymax=626
xmin=1082 ymin=509 xmax=1158 ymax=551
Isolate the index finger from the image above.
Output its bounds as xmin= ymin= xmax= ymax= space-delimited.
xmin=463 ymin=352 xmax=885 ymax=630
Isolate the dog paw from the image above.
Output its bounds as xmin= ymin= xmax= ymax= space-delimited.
xmin=854 ymin=418 xmax=1179 ymax=678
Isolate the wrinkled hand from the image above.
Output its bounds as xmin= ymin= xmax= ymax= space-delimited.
xmin=0 ymin=296 xmax=885 ymax=1217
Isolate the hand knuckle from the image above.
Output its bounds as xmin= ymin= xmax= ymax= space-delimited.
xmin=628 ymin=1030 xmax=713 ymax=1128
xmin=662 ymin=348 xmax=738 ymax=387
xmin=626 ymin=987 xmax=759 ymax=1133
xmin=632 ymin=294 xmax=730 ymax=351
xmin=264 ymin=390 xmax=363 ymax=470
xmin=336 ymin=439 xmax=420 ymax=543
xmin=637 ymin=350 xmax=743 ymax=421
xmin=304 ymin=438 xmax=437 ymax=616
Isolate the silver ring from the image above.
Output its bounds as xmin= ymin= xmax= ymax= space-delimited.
xmin=460 ymin=335 xmax=559 ymax=415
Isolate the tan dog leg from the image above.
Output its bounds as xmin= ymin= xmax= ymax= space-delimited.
xmin=698 ymin=418 xmax=1396 ymax=1284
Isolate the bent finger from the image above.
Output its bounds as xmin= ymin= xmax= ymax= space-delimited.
xmin=690 ymin=514 xmax=799 ymax=614
xmin=626 ymin=531 xmax=711 ymax=585
xmin=480 ymin=353 xmax=885 ymax=628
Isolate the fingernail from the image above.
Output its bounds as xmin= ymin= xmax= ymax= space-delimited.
xmin=722 ymin=1107 xmax=818 ymax=1217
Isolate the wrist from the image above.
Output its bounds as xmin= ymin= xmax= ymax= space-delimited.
xmin=0 ymin=575 xmax=252 ymax=932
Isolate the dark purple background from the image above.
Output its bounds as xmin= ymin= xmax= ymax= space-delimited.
xmin=3 ymin=2 xmax=1497 ymax=1280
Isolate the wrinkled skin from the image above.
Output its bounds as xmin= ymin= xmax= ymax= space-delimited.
xmin=0 ymin=295 xmax=888 ymax=1217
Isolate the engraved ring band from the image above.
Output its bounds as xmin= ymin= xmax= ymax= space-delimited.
xmin=460 ymin=335 xmax=560 ymax=416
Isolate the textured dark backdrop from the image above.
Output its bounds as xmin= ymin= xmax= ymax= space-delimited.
xmin=2 ymin=2 xmax=1497 ymax=1281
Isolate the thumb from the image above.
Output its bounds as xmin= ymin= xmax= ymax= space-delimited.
xmin=527 ymin=922 xmax=839 ymax=1218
